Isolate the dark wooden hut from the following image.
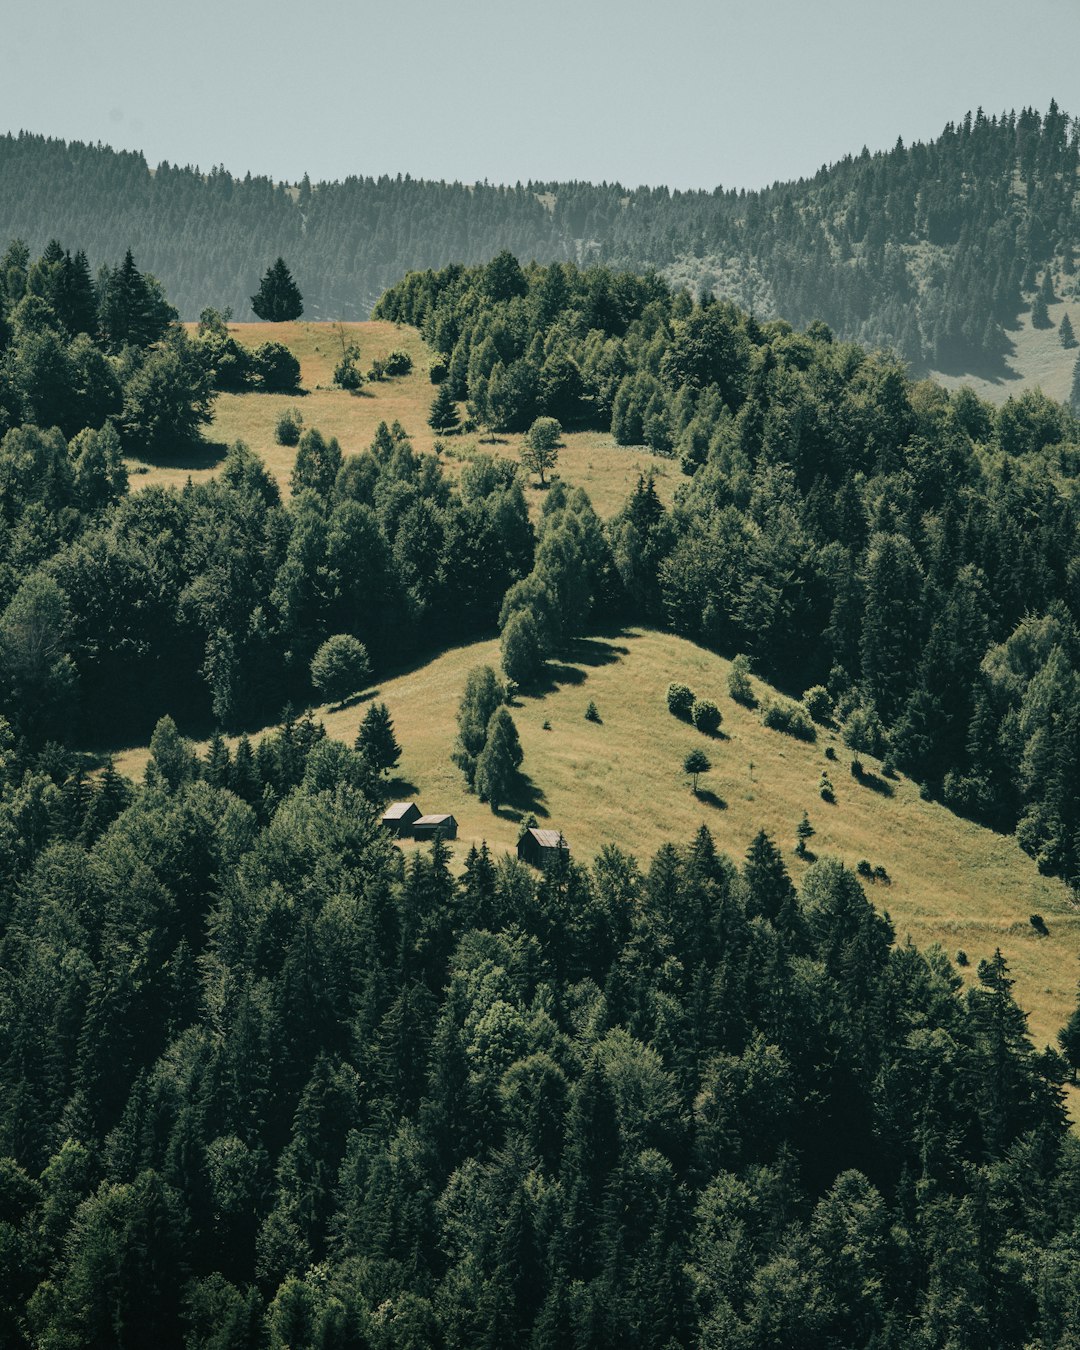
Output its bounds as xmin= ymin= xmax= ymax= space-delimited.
xmin=381 ymin=801 xmax=421 ymax=837
xmin=411 ymin=813 xmax=458 ymax=841
xmin=517 ymin=827 xmax=570 ymax=870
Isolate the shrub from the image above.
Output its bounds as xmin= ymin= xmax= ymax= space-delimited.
xmin=728 ymin=654 xmax=755 ymax=706
xmin=692 ymin=697 xmax=722 ymax=736
xmin=253 ymin=341 xmax=301 ymax=392
xmin=275 ymin=408 xmax=304 ymax=446
xmin=384 ymin=349 xmax=413 ymax=376
xmin=872 ymin=864 xmax=891 ymax=884
xmin=824 ymin=745 xmax=837 ymax=761
xmin=819 ymin=772 xmax=835 ymax=804
xmin=429 ymin=357 xmax=448 ymax=384
xmin=666 ymin=682 xmax=695 ymax=720
xmin=333 ymin=345 xmax=364 ymax=391
xmin=856 ymin=859 xmax=873 ymax=878
xmin=850 ymin=758 xmax=864 ymax=778
xmin=842 ymin=704 xmax=887 ymax=757
xmin=956 ymin=949 xmax=969 ymax=967
xmin=803 ymin=685 xmax=832 ymax=724
xmin=1030 ymin=914 xmax=1049 ymax=936
xmin=368 ymin=359 xmax=386 ymax=382
xmin=762 ymin=698 xmax=816 ymax=742
xmin=584 ymin=700 xmax=602 ymax=723
xmin=500 ymin=609 xmax=543 ymax=687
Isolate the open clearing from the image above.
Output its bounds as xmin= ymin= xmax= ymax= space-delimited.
xmin=125 ymin=321 xmax=677 ymax=519
xmin=931 ymin=295 xmax=1080 ymax=406
xmin=112 ymin=627 xmax=1080 ymax=1058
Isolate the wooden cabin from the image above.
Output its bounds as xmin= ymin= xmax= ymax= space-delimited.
xmin=411 ymin=813 xmax=458 ymax=841
xmin=517 ymin=827 xmax=570 ymax=871
xmin=381 ymin=801 xmax=421 ymax=838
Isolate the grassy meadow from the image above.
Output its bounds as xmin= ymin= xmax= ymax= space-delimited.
xmin=126 ymin=320 xmax=677 ymax=519
xmin=931 ymin=294 xmax=1080 ymax=406
xmin=113 ymin=627 xmax=1080 ymax=1059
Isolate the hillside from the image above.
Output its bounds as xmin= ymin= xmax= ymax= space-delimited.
xmin=129 ymin=319 xmax=676 ymax=515
xmin=5 ymin=104 xmax=1080 ymax=382
xmin=112 ymin=627 xmax=1080 ymax=1055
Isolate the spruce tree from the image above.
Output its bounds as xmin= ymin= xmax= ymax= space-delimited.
xmin=474 ymin=706 xmax=522 ymax=809
xmin=354 ymin=702 xmax=401 ymax=776
xmin=1058 ymin=310 xmax=1076 ymax=348
xmin=428 ymin=381 xmax=460 ymax=433
xmin=1070 ymin=349 xmax=1080 ymax=416
xmin=251 ymin=257 xmax=303 ymax=322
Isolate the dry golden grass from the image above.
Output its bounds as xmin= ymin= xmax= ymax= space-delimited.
xmin=113 ymin=628 xmax=1080 ymax=1054
xmin=125 ymin=321 xmax=677 ymax=519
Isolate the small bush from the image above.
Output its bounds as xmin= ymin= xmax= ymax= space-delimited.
xmin=850 ymin=758 xmax=864 ymax=778
xmin=824 ymin=745 xmax=836 ymax=761
xmin=728 ymin=654 xmax=756 ymax=707
xmin=666 ymin=680 xmax=691 ymax=723
xmin=666 ymin=682 xmax=695 ymax=720
xmin=333 ymin=346 xmax=364 ymax=391
xmin=1030 ymin=913 xmax=1049 ymax=936
xmin=384 ymin=349 xmax=413 ymax=376
xmin=842 ymin=703 xmax=887 ymax=758
xmin=762 ymin=698 xmax=816 ymax=742
xmin=856 ymin=859 xmax=873 ymax=878
xmin=803 ymin=685 xmax=832 ymax=724
xmin=429 ymin=358 xmax=448 ymax=384
xmin=368 ymin=359 xmax=386 ymax=382
xmin=819 ymin=772 xmax=835 ymax=804
xmin=692 ymin=697 xmax=722 ymax=736
xmin=872 ymin=864 xmax=891 ymax=884
xmin=956 ymin=949 xmax=969 ymax=967
xmin=585 ymin=700 xmax=602 ymax=723
xmin=275 ymin=408 xmax=304 ymax=446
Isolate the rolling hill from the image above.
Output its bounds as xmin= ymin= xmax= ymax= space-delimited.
xmin=5 ymin=104 xmax=1080 ymax=387
xmin=112 ymin=627 xmax=1080 ymax=1058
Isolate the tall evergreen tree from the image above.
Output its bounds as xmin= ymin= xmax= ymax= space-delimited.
xmin=251 ymin=257 xmax=303 ymax=322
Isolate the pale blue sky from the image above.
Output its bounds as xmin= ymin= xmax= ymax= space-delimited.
xmin=5 ymin=0 xmax=1080 ymax=189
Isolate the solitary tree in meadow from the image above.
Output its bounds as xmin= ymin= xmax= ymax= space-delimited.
xmin=355 ymin=701 xmax=401 ymax=776
xmin=428 ymin=382 xmax=460 ymax=433
xmin=684 ymin=747 xmax=711 ymax=795
xmin=251 ymin=257 xmax=303 ymax=322
xmin=521 ymin=416 xmax=561 ymax=486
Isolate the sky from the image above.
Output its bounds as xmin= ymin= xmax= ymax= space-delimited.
xmin=5 ymin=0 xmax=1080 ymax=191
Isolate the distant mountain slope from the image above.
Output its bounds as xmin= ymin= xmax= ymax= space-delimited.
xmin=2 ymin=104 xmax=1078 ymax=379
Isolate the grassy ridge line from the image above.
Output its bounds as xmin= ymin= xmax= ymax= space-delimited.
xmin=112 ymin=627 xmax=1080 ymax=1056
xmin=124 ymin=320 xmax=677 ymax=518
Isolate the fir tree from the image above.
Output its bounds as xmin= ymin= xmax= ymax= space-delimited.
xmin=251 ymin=257 xmax=303 ymax=322
xmin=354 ymin=702 xmax=401 ymax=776
xmin=428 ymin=381 xmax=460 ymax=433
xmin=1058 ymin=310 xmax=1076 ymax=347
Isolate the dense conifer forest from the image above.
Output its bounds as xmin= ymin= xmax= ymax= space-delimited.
xmin=3 ymin=102 xmax=1080 ymax=368
xmin=5 ymin=232 xmax=1080 ymax=1344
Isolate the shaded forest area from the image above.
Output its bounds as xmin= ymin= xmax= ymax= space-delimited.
xmin=3 ymin=103 xmax=1080 ymax=368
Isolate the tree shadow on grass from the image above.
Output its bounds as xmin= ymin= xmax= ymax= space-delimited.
xmin=492 ymin=770 xmax=549 ymax=823
xmin=382 ymin=774 xmax=420 ymax=801
xmin=569 ymin=637 xmax=630 ymax=666
xmin=136 ymin=439 xmax=229 ymax=473
xmin=531 ymin=663 xmax=587 ymax=694
xmin=695 ymin=788 xmax=727 ymax=810
xmin=852 ymin=767 xmax=895 ymax=797
xmin=330 ymin=689 xmax=379 ymax=714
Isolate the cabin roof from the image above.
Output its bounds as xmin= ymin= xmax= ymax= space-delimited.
xmin=414 ymin=813 xmax=455 ymax=826
xmin=382 ymin=801 xmax=418 ymax=820
xmin=526 ymin=828 xmax=568 ymax=850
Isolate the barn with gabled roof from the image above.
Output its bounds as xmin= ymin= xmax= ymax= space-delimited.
xmin=517 ymin=827 xmax=570 ymax=871
xmin=381 ymin=801 xmax=421 ymax=837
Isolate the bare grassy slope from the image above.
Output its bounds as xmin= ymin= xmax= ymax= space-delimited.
xmin=126 ymin=321 xmax=676 ymax=518
xmin=113 ymin=628 xmax=1080 ymax=1053
xmin=931 ymin=296 xmax=1080 ymax=407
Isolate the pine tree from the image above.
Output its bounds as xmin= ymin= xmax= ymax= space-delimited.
xmin=428 ymin=381 xmax=460 ymax=433
xmin=795 ymin=811 xmax=815 ymax=857
xmin=354 ymin=702 xmax=401 ymax=776
xmin=474 ymin=706 xmax=522 ymax=809
xmin=1058 ymin=310 xmax=1076 ymax=348
xmin=251 ymin=257 xmax=303 ymax=322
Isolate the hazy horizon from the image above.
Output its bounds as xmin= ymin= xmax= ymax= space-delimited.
xmin=5 ymin=0 xmax=1080 ymax=193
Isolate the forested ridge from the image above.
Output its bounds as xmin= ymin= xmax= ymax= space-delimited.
xmin=6 ymin=234 xmax=1080 ymax=1343
xmin=3 ymin=102 xmax=1080 ymax=369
